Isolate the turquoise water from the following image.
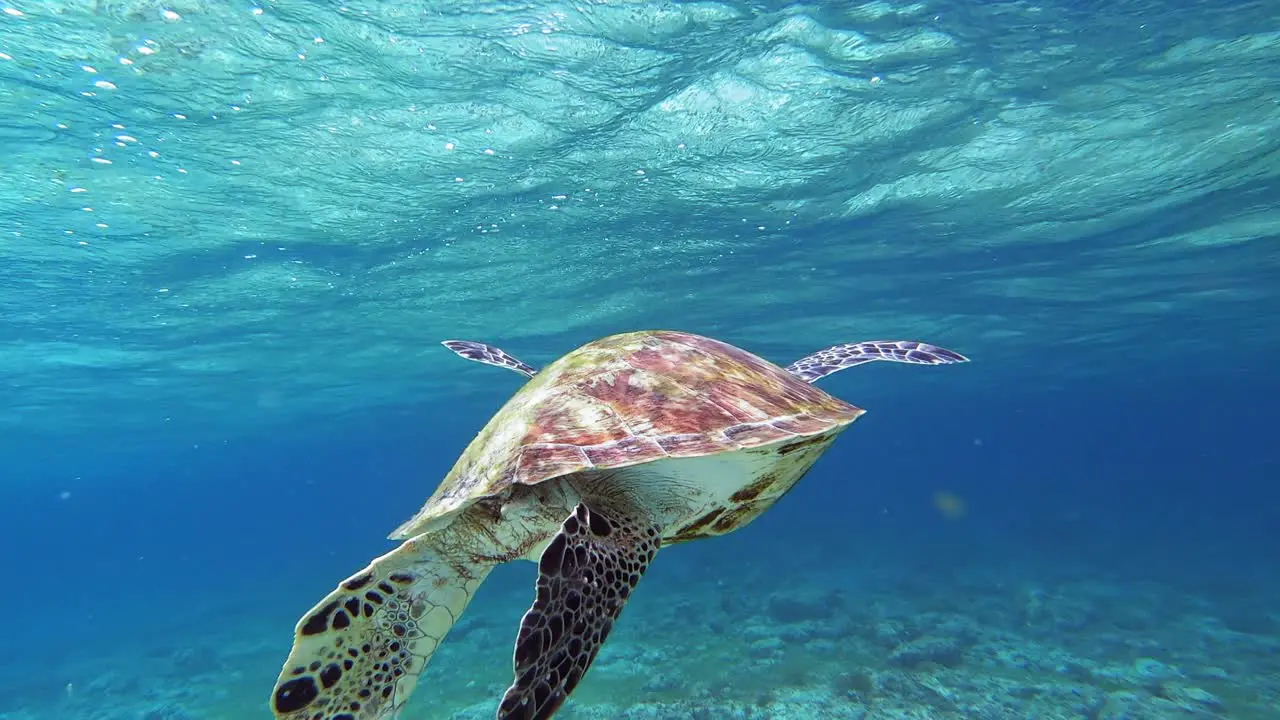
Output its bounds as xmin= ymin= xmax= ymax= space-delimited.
xmin=2 ymin=0 xmax=1278 ymax=718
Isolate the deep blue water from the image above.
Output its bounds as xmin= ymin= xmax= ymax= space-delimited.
xmin=7 ymin=363 xmax=1278 ymax=716
xmin=17 ymin=365 xmax=1280 ymax=607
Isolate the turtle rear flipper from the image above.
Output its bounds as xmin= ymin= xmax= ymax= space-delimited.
xmin=498 ymin=502 xmax=660 ymax=720
xmin=442 ymin=340 xmax=538 ymax=378
xmin=786 ymin=340 xmax=969 ymax=383
xmin=271 ymin=535 xmax=493 ymax=720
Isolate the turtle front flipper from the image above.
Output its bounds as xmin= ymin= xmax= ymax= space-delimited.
xmin=270 ymin=534 xmax=493 ymax=720
xmin=498 ymin=502 xmax=661 ymax=720
xmin=441 ymin=340 xmax=539 ymax=378
xmin=786 ymin=340 xmax=969 ymax=382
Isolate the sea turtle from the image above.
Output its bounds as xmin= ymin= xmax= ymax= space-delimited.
xmin=270 ymin=330 xmax=967 ymax=720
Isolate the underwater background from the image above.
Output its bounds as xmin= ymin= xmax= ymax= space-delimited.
xmin=2 ymin=0 xmax=1277 ymax=719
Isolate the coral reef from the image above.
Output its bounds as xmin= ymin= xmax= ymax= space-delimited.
xmin=11 ymin=551 xmax=1276 ymax=720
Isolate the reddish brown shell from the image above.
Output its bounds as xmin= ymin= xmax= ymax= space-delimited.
xmin=390 ymin=330 xmax=863 ymax=539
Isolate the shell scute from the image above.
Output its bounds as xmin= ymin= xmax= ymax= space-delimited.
xmin=626 ymin=346 xmax=684 ymax=375
xmin=722 ymin=421 xmax=796 ymax=445
xmin=513 ymin=444 xmax=589 ymax=484
xmin=578 ymin=366 xmax=736 ymax=436
xmin=653 ymin=433 xmax=737 ymax=456
xmin=581 ymin=435 xmax=667 ymax=466
xmin=772 ymin=414 xmax=840 ymax=435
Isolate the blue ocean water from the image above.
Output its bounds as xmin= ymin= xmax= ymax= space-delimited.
xmin=2 ymin=0 xmax=1277 ymax=718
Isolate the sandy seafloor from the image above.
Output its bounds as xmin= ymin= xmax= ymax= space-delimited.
xmin=10 ymin=538 xmax=1277 ymax=720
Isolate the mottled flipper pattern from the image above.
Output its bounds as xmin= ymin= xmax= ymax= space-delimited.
xmin=270 ymin=535 xmax=491 ymax=720
xmin=441 ymin=340 xmax=538 ymax=378
xmin=498 ymin=503 xmax=661 ymax=720
xmin=786 ymin=340 xmax=969 ymax=383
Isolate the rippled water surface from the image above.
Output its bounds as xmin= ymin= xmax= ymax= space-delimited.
xmin=4 ymin=0 xmax=1276 ymax=447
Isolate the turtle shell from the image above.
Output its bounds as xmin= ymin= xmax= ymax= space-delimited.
xmin=390 ymin=330 xmax=863 ymax=539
